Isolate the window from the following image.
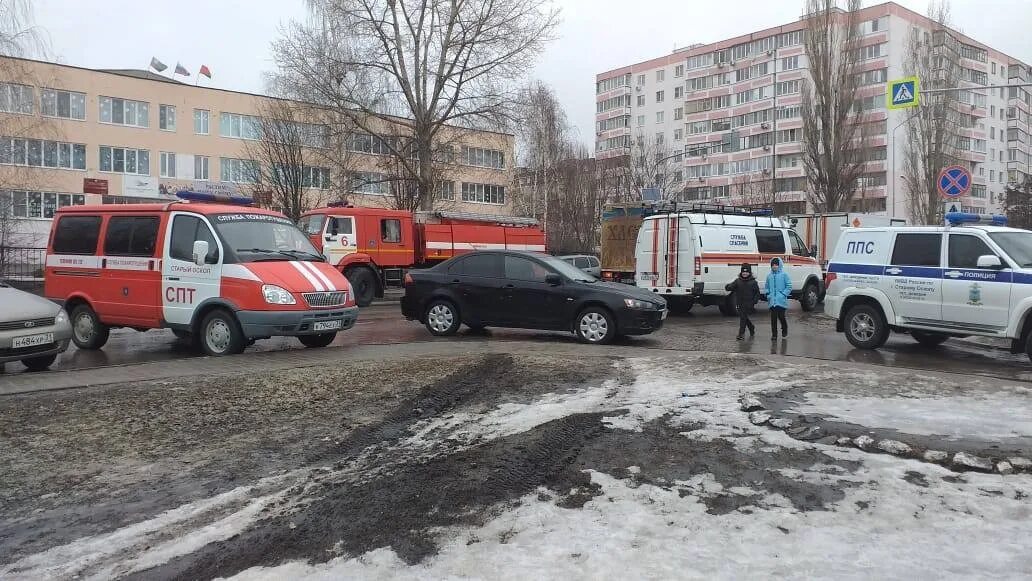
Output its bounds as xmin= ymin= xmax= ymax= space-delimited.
xmin=674 ymin=64 xmax=684 ymax=78
xmin=781 ymin=56 xmax=800 ymax=71
xmin=636 ymin=95 xmax=645 ymax=107
xmin=505 ymin=255 xmax=550 ymax=282
xmin=169 ymin=215 xmax=218 ymax=263
xmin=349 ymin=133 xmax=393 ymax=155
xmin=53 ymin=216 xmax=101 ymax=254
xmin=656 ymin=70 xmax=665 ymax=82
xmin=856 ymin=69 xmax=888 ymax=86
xmin=674 ymin=128 xmax=683 ymax=141
xmin=219 ymin=112 xmax=260 ymax=140
xmin=159 ymin=104 xmax=176 ymax=131
xmin=381 ymin=219 xmax=401 ymax=243
xmin=104 ymin=216 xmax=160 ymax=257
xmin=776 ymin=80 xmax=800 ymax=96
xmin=327 ymin=216 xmax=352 ymax=235
xmin=777 ymin=128 xmax=800 ymax=143
xmin=99 ymin=96 xmax=149 ymax=127
xmin=596 ymin=74 xmax=631 ymax=94
xmin=219 ymin=157 xmax=260 ymax=183
xmin=195 ymin=155 xmax=209 ymax=180
xmin=302 ymin=166 xmax=331 ymax=189
xmin=461 ymin=182 xmax=505 ymax=204
xmin=160 ymin=152 xmax=176 ymax=178
xmin=351 ymin=171 xmax=388 ymax=194
xmin=656 ymin=90 xmax=665 ymax=103
xmin=41 ymin=89 xmax=86 ymax=120
xmin=949 ymin=235 xmax=997 ymax=269
xmin=656 ymin=111 xmax=664 ymax=123
xmin=655 ymin=132 xmax=664 ymax=145
xmin=1 ymin=190 xmax=84 ymax=218
xmin=779 ymin=30 xmax=803 ymax=47
xmin=100 ymin=146 xmax=150 ymax=175
xmin=462 ymin=146 xmax=505 ymax=169
xmin=1 ymin=137 xmax=85 ymax=170
xmin=636 ymin=115 xmax=645 ymax=127
xmin=299 ymin=214 xmax=327 ymax=236
xmin=756 ymin=229 xmax=786 ymax=254
xmin=194 ymin=109 xmax=210 ymax=134
xmin=790 ymin=231 xmax=809 ymax=256
xmin=0 ymin=83 xmax=34 ymax=114
xmin=456 ymin=254 xmax=503 ymax=277
xmin=891 ymin=233 xmax=942 ymax=267
xmin=438 ymin=180 xmax=455 ymax=200
xmin=674 ymin=86 xmax=684 ymax=99
xmin=857 ymin=43 xmax=884 ymax=61
xmin=637 ymin=74 xmax=646 ymax=86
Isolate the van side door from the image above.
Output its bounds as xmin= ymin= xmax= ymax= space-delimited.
xmin=941 ymin=233 xmax=1011 ymax=330
xmin=884 ymin=232 xmax=943 ymax=322
xmin=161 ymin=213 xmax=223 ymax=327
xmin=100 ymin=215 xmax=163 ymax=326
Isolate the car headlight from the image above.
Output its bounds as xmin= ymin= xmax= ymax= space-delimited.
xmin=55 ymin=308 xmax=69 ymax=324
xmin=624 ymin=298 xmax=656 ymax=310
xmin=262 ymin=285 xmax=296 ymax=305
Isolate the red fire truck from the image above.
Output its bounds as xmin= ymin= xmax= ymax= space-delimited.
xmin=299 ymin=206 xmax=545 ymax=306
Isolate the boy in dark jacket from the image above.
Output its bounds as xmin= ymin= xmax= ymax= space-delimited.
xmin=725 ymin=263 xmax=760 ymax=340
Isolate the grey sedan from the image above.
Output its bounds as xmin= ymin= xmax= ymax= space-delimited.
xmin=558 ymin=255 xmax=601 ymax=278
xmin=0 ymin=281 xmax=72 ymax=371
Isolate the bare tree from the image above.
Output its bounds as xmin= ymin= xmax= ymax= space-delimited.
xmin=0 ymin=0 xmax=46 ymax=58
xmin=732 ymin=173 xmax=776 ymax=208
xmin=1001 ymin=176 xmax=1032 ymax=230
xmin=243 ymin=97 xmax=362 ymax=221
xmin=801 ymin=0 xmax=866 ymax=212
xmin=902 ymin=0 xmax=960 ymax=225
xmin=273 ymin=0 xmax=559 ymax=211
xmin=629 ymin=130 xmax=681 ymax=201
xmin=514 ymin=81 xmax=569 ymax=222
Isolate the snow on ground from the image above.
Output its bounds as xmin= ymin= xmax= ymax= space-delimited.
xmin=228 ymin=357 xmax=1032 ymax=580
xmin=789 ymin=393 xmax=1032 ymax=440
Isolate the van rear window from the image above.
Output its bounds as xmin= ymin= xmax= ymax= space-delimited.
xmin=53 ymin=215 xmax=101 ymax=255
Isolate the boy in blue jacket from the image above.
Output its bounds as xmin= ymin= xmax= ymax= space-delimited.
xmin=766 ymin=257 xmax=791 ymax=340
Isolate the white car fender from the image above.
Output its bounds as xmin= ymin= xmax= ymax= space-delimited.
xmin=1005 ymin=295 xmax=1032 ymax=339
xmin=836 ymin=286 xmax=898 ymax=326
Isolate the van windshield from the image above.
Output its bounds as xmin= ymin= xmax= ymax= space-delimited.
xmin=211 ymin=213 xmax=323 ymax=262
xmin=989 ymin=232 xmax=1032 ymax=267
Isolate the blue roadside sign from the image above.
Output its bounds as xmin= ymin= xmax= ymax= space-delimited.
xmin=887 ymin=76 xmax=920 ymax=110
xmin=937 ymin=165 xmax=972 ymax=198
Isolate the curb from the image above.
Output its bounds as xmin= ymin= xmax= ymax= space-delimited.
xmin=739 ymin=396 xmax=1031 ymax=475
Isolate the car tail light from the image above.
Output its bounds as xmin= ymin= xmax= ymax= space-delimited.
xmin=824 ymin=272 xmax=836 ymax=290
xmin=403 ymin=273 xmax=414 ymax=286
xmin=694 ymin=256 xmax=701 ymax=276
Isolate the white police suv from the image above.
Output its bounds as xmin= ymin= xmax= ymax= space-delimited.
xmin=825 ymin=213 xmax=1032 ymax=359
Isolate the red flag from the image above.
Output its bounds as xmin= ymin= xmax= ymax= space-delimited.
xmin=199 ymin=65 xmax=212 ymax=79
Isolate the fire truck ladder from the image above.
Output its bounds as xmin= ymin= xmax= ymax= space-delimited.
xmin=665 ymin=215 xmax=679 ymax=288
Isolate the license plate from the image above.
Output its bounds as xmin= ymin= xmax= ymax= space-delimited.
xmin=313 ymin=320 xmax=342 ymax=331
xmin=12 ymin=333 xmax=54 ymax=348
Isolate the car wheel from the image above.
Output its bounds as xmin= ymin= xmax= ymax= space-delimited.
xmin=298 ymin=332 xmax=337 ymax=348
xmin=576 ymin=307 xmax=616 ymax=344
xmin=21 ymin=354 xmax=58 ymax=371
xmin=425 ymin=300 xmax=460 ymax=336
xmin=718 ymin=294 xmax=738 ymax=317
xmin=911 ymin=330 xmax=949 ymax=347
xmin=70 ymin=304 xmax=110 ymax=350
xmin=800 ymin=282 xmax=820 ymax=312
xmin=666 ymin=296 xmax=694 ymax=315
xmin=199 ymin=310 xmax=246 ymax=356
xmin=844 ymin=304 xmax=889 ymax=350
xmin=346 ymin=267 xmax=377 ymax=307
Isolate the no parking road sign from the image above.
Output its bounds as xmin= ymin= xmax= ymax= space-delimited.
xmin=938 ymin=165 xmax=972 ymax=198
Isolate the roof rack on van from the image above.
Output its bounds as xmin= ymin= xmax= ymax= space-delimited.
xmin=688 ymin=203 xmax=774 ymax=217
xmin=176 ymin=191 xmax=255 ymax=206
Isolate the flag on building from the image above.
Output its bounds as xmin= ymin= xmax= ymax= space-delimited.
xmin=174 ymin=62 xmax=190 ymax=76
xmin=199 ymin=65 xmax=212 ymax=79
xmin=149 ymin=57 xmax=167 ymax=72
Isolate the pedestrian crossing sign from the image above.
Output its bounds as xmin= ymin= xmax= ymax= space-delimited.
xmin=887 ymin=76 xmax=920 ymax=110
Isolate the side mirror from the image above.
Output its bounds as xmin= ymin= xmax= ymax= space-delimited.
xmin=192 ymin=240 xmax=210 ymax=266
xmin=977 ymin=254 xmax=1003 ymax=269
xmin=545 ymin=273 xmax=562 ymax=286
xmin=809 ymin=245 xmax=818 ymax=258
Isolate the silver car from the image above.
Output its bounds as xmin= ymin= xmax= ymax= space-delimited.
xmin=558 ymin=255 xmax=601 ymax=278
xmin=0 ymin=281 xmax=72 ymax=371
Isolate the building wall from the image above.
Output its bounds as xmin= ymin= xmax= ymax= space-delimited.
xmin=595 ymin=1 xmax=1029 ymax=220
xmin=0 ymin=57 xmax=515 ymax=248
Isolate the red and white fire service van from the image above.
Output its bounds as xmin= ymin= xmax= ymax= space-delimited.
xmin=299 ymin=206 xmax=545 ymax=306
xmin=44 ymin=192 xmax=358 ymax=356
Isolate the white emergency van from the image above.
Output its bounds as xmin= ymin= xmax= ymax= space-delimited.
xmin=824 ymin=213 xmax=1032 ymax=360
xmin=634 ymin=205 xmax=824 ymax=314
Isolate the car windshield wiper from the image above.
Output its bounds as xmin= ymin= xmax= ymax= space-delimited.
xmin=236 ymin=248 xmax=294 ymax=261
xmin=277 ymin=249 xmax=325 ymax=261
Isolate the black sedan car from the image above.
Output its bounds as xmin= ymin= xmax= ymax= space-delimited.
xmin=401 ymin=250 xmax=667 ymax=344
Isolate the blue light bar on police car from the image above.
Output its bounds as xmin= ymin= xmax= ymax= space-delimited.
xmin=945 ymin=212 xmax=1008 ymax=226
xmin=176 ymin=190 xmax=255 ymax=206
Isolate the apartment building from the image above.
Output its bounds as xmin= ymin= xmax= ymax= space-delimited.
xmin=0 ymin=56 xmax=515 ymax=248
xmin=595 ymin=1 xmax=1032 ymax=219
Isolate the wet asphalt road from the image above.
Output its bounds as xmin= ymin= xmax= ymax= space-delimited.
xmin=5 ymin=301 xmax=1032 ymax=382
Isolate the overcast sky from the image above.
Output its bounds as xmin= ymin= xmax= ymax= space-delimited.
xmin=30 ymin=0 xmax=1032 ymax=148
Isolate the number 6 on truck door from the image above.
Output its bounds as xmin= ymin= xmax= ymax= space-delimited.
xmin=162 ymin=213 xmax=223 ymax=326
